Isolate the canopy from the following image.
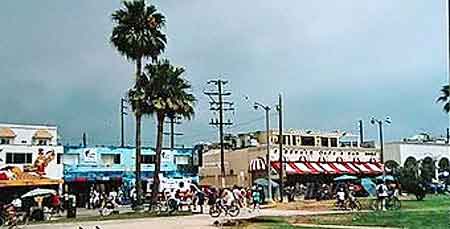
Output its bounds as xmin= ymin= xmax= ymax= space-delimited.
xmin=334 ymin=175 xmax=358 ymax=181
xmin=21 ymin=188 xmax=56 ymax=198
xmin=249 ymin=157 xmax=266 ymax=171
xmin=361 ymin=178 xmax=377 ymax=196
xmin=375 ymin=175 xmax=395 ymax=181
xmin=253 ymin=178 xmax=279 ymax=188
xmin=272 ymin=161 xmax=383 ymax=175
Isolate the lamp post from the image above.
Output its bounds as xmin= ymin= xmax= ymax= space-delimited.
xmin=253 ymin=102 xmax=272 ymax=201
xmin=370 ymin=116 xmax=391 ymax=167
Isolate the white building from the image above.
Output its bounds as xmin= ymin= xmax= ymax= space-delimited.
xmin=0 ymin=123 xmax=64 ymax=179
xmin=385 ymin=141 xmax=450 ymax=168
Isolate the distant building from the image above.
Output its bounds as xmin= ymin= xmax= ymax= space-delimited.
xmin=0 ymin=123 xmax=63 ymax=179
xmin=385 ymin=133 xmax=450 ymax=169
xmin=63 ymin=146 xmax=200 ymax=206
xmin=200 ymin=129 xmax=381 ymax=188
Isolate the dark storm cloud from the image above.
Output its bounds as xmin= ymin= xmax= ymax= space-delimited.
xmin=0 ymin=1 xmax=447 ymax=146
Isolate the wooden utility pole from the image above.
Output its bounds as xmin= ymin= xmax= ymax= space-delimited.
xmin=204 ymin=79 xmax=234 ymax=187
xmin=277 ymin=93 xmax=284 ymax=202
xmin=164 ymin=115 xmax=183 ymax=149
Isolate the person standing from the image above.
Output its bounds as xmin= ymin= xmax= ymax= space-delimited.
xmin=376 ymin=181 xmax=388 ymax=211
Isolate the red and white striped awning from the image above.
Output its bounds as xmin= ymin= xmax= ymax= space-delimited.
xmin=249 ymin=157 xmax=266 ymax=171
xmin=271 ymin=161 xmax=383 ymax=175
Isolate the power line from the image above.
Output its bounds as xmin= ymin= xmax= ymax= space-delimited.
xmin=204 ymin=78 xmax=234 ymax=187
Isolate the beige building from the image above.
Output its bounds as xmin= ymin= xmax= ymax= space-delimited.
xmin=200 ymin=129 xmax=381 ymax=187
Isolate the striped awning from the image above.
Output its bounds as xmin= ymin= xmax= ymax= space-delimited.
xmin=271 ymin=161 xmax=383 ymax=175
xmin=249 ymin=157 xmax=266 ymax=171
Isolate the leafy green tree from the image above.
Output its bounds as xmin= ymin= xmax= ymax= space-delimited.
xmin=420 ymin=157 xmax=436 ymax=183
xmin=143 ymin=59 xmax=196 ymax=201
xmin=110 ymin=0 xmax=166 ymax=207
xmin=437 ymin=85 xmax=450 ymax=113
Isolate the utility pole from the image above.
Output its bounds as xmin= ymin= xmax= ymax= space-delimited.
xmin=82 ymin=132 xmax=87 ymax=147
xmin=253 ymin=102 xmax=272 ymax=201
xmin=358 ymin=120 xmax=364 ymax=147
xmin=276 ymin=93 xmax=284 ymax=202
xmin=204 ymin=79 xmax=234 ymax=188
xmin=164 ymin=115 xmax=183 ymax=149
xmin=120 ymin=98 xmax=128 ymax=147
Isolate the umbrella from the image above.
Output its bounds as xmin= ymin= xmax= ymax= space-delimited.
xmin=361 ymin=178 xmax=376 ymax=197
xmin=375 ymin=175 xmax=395 ymax=182
xmin=333 ymin=175 xmax=358 ymax=182
xmin=21 ymin=188 xmax=56 ymax=198
xmin=253 ymin=178 xmax=279 ymax=187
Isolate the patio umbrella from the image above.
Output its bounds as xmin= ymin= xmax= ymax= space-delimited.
xmin=21 ymin=188 xmax=56 ymax=199
xmin=375 ymin=175 xmax=395 ymax=182
xmin=254 ymin=178 xmax=279 ymax=188
xmin=333 ymin=175 xmax=358 ymax=182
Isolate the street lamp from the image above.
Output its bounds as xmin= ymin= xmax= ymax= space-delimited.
xmin=253 ymin=101 xmax=272 ymax=201
xmin=370 ymin=116 xmax=391 ymax=164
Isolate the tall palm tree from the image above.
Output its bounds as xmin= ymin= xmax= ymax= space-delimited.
xmin=437 ymin=85 xmax=450 ymax=113
xmin=110 ymin=0 xmax=167 ymax=208
xmin=143 ymin=59 xmax=195 ymax=201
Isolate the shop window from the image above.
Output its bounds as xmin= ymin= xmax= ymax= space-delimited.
xmin=292 ymin=136 xmax=297 ymax=146
xmin=141 ymin=155 xmax=156 ymax=164
xmin=113 ymin=154 xmax=121 ymax=164
xmin=6 ymin=153 xmax=32 ymax=164
xmin=0 ymin=139 xmax=11 ymax=145
xmin=330 ymin=138 xmax=338 ymax=147
xmin=321 ymin=137 xmax=329 ymax=147
xmin=37 ymin=139 xmax=48 ymax=146
xmin=301 ymin=136 xmax=315 ymax=146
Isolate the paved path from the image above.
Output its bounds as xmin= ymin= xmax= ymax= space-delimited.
xmin=27 ymin=208 xmax=369 ymax=229
xmin=292 ymin=224 xmax=400 ymax=229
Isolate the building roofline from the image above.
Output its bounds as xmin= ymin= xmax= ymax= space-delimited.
xmin=0 ymin=122 xmax=57 ymax=129
xmin=386 ymin=141 xmax=449 ymax=146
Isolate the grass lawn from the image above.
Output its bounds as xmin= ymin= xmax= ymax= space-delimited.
xmin=239 ymin=195 xmax=450 ymax=229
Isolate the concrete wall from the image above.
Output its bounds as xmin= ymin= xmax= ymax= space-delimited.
xmin=0 ymin=123 xmax=58 ymax=146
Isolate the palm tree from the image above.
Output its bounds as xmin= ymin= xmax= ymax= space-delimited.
xmin=143 ymin=59 xmax=195 ymax=201
xmin=437 ymin=85 xmax=450 ymax=113
xmin=110 ymin=0 xmax=167 ymax=208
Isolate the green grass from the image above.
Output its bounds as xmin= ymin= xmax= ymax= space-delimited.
xmin=241 ymin=195 xmax=450 ymax=229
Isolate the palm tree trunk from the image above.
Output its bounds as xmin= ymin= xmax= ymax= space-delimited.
xmin=152 ymin=112 xmax=164 ymax=202
xmin=135 ymin=57 xmax=143 ymax=209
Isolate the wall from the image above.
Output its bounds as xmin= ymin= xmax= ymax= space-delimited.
xmin=0 ymin=123 xmax=58 ymax=146
xmin=0 ymin=145 xmax=64 ymax=179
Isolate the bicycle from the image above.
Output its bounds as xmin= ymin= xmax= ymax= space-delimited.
xmin=0 ymin=207 xmax=29 ymax=229
xmin=209 ymin=199 xmax=240 ymax=218
xmin=371 ymin=196 xmax=401 ymax=211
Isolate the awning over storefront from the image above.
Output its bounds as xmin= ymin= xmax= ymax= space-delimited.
xmin=271 ymin=161 xmax=383 ymax=175
xmin=249 ymin=157 xmax=266 ymax=171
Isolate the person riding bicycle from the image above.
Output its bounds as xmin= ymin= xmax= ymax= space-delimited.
xmin=232 ymin=185 xmax=244 ymax=208
xmin=3 ymin=196 xmax=21 ymax=228
xmin=220 ymin=188 xmax=236 ymax=209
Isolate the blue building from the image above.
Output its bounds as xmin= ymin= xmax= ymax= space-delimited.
xmin=62 ymin=146 xmax=199 ymax=205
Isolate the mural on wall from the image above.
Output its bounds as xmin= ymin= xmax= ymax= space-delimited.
xmin=0 ymin=148 xmax=57 ymax=182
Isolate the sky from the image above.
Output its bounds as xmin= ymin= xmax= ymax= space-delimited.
xmin=0 ymin=1 xmax=448 ymax=147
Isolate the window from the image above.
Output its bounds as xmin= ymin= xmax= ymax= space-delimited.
xmin=113 ymin=154 xmax=121 ymax=164
xmin=175 ymin=156 xmax=189 ymax=165
xmin=5 ymin=153 xmax=32 ymax=164
xmin=321 ymin=137 xmax=329 ymax=147
xmin=0 ymin=139 xmax=11 ymax=145
xmin=292 ymin=136 xmax=297 ymax=146
xmin=57 ymin=153 xmax=62 ymax=164
xmin=229 ymin=169 xmax=234 ymax=175
xmin=141 ymin=155 xmax=156 ymax=164
xmin=330 ymin=138 xmax=338 ymax=147
xmin=36 ymin=139 xmax=48 ymax=146
xmin=301 ymin=136 xmax=315 ymax=146
xmin=282 ymin=135 xmax=288 ymax=144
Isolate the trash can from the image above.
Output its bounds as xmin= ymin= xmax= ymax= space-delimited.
xmin=66 ymin=195 xmax=77 ymax=218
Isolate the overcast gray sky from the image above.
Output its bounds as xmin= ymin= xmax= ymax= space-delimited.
xmin=0 ymin=1 xmax=448 ymax=147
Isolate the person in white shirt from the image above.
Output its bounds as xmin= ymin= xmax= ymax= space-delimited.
xmin=336 ymin=188 xmax=346 ymax=209
xmin=376 ymin=181 xmax=388 ymax=211
xmin=221 ymin=188 xmax=235 ymax=207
